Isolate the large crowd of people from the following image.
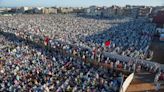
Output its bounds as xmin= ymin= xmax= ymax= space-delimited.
xmin=0 ymin=14 xmax=163 ymax=91
xmin=0 ymin=27 xmax=124 ymax=92
xmin=0 ymin=14 xmax=156 ymax=59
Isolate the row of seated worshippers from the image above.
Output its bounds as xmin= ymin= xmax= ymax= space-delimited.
xmin=0 ymin=14 xmax=162 ymax=92
xmin=0 ymin=15 xmax=156 ymax=60
xmin=0 ymin=30 xmax=124 ymax=92
xmin=1 ymin=27 xmax=163 ymax=92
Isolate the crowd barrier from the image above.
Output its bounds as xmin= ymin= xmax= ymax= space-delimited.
xmin=103 ymin=52 xmax=164 ymax=71
xmin=56 ymin=39 xmax=163 ymax=71
xmin=57 ymin=37 xmax=164 ymax=71
xmin=120 ymin=73 xmax=134 ymax=92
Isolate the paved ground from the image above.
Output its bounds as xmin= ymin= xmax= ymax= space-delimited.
xmin=127 ymin=71 xmax=164 ymax=92
xmin=149 ymin=36 xmax=164 ymax=64
xmin=126 ymin=36 xmax=164 ymax=92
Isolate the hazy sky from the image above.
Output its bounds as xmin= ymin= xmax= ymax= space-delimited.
xmin=0 ymin=0 xmax=164 ymax=7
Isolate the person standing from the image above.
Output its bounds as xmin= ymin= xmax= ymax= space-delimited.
xmin=44 ymin=36 xmax=50 ymax=52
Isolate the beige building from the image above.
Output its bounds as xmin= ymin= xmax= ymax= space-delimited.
xmin=41 ymin=8 xmax=57 ymax=14
xmin=58 ymin=7 xmax=74 ymax=14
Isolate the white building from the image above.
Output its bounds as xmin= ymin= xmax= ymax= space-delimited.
xmin=103 ymin=7 xmax=116 ymax=17
xmin=157 ymin=28 xmax=164 ymax=41
xmin=33 ymin=7 xmax=43 ymax=13
xmin=84 ymin=6 xmax=102 ymax=16
xmin=160 ymin=34 xmax=164 ymax=41
xmin=157 ymin=28 xmax=164 ymax=34
xmin=19 ymin=7 xmax=29 ymax=13
xmin=138 ymin=6 xmax=152 ymax=17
